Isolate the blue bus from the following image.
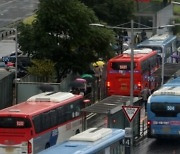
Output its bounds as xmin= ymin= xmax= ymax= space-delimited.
xmin=137 ymin=33 xmax=177 ymax=63
xmin=38 ymin=128 xmax=125 ymax=154
xmin=147 ymin=77 xmax=180 ymax=138
xmin=163 ymin=75 xmax=180 ymax=87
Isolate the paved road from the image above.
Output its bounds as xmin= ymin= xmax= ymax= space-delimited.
xmin=133 ymin=137 xmax=180 ymax=154
xmin=0 ymin=0 xmax=39 ymax=28
xmin=0 ymin=39 xmax=16 ymax=58
xmin=0 ymin=0 xmax=39 ymax=59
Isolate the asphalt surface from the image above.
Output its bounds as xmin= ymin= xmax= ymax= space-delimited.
xmin=0 ymin=0 xmax=39 ymax=28
xmin=0 ymin=0 xmax=39 ymax=59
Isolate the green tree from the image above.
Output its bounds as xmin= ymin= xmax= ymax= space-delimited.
xmin=27 ymin=59 xmax=56 ymax=82
xmin=18 ymin=0 xmax=115 ymax=82
xmin=81 ymin=0 xmax=135 ymax=25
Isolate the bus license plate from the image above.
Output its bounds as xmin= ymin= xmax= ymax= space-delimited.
xmin=121 ymin=84 xmax=127 ymax=90
xmin=162 ymin=126 xmax=170 ymax=133
xmin=5 ymin=147 xmax=14 ymax=152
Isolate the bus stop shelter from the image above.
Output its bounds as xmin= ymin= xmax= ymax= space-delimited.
xmin=82 ymin=95 xmax=142 ymax=141
xmin=154 ymin=63 xmax=180 ymax=86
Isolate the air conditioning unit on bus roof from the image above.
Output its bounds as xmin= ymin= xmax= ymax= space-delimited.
xmin=149 ymin=33 xmax=169 ymax=41
xmin=27 ymin=92 xmax=75 ymax=102
xmin=69 ymin=128 xmax=113 ymax=142
xmin=124 ymin=48 xmax=153 ymax=54
xmin=153 ymin=86 xmax=180 ymax=96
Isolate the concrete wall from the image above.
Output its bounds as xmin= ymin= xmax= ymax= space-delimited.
xmin=17 ymin=72 xmax=78 ymax=103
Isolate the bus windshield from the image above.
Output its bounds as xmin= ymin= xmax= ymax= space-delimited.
xmin=0 ymin=117 xmax=32 ymax=128
xmin=151 ymin=103 xmax=180 ymax=117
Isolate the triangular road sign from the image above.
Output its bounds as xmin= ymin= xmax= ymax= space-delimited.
xmin=122 ymin=106 xmax=141 ymax=122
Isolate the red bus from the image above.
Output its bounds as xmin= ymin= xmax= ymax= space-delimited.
xmin=0 ymin=92 xmax=89 ymax=154
xmin=106 ymin=48 xmax=160 ymax=96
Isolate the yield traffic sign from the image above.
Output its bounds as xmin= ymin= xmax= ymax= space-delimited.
xmin=122 ymin=106 xmax=141 ymax=122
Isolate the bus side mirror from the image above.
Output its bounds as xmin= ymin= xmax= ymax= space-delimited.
xmin=83 ymin=99 xmax=90 ymax=104
xmin=83 ymin=99 xmax=91 ymax=107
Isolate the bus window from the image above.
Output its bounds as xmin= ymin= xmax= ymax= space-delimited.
xmin=56 ymin=107 xmax=65 ymax=124
xmin=151 ymin=103 xmax=180 ymax=117
xmin=41 ymin=112 xmax=51 ymax=130
xmin=49 ymin=110 xmax=57 ymax=127
xmin=33 ymin=115 xmax=42 ymax=133
xmin=0 ymin=117 xmax=31 ymax=128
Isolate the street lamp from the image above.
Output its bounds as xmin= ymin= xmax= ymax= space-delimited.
xmin=0 ymin=27 xmax=18 ymax=104
xmin=90 ymin=21 xmax=135 ymax=153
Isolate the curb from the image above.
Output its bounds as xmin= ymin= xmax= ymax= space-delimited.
xmin=134 ymin=134 xmax=147 ymax=146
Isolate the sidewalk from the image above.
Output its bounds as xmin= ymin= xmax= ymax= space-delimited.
xmin=134 ymin=104 xmax=147 ymax=144
xmin=0 ymin=32 xmax=16 ymax=60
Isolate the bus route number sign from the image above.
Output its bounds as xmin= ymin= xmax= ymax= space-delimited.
xmin=122 ymin=106 xmax=141 ymax=122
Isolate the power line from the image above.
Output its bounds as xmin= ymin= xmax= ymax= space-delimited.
xmin=90 ymin=23 xmax=180 ymax=30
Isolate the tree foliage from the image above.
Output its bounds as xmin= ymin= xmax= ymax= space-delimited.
xmin=81 ymin=0 xmax=135 ymax=25
xmin=27 ymin=59 xmax=56 ymax=82
xmin=18 ymin=0 xmax=115 ymax=82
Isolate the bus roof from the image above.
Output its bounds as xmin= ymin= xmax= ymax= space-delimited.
xmin=123 ymin=48 xmax=153 ymax=54
xmin=109 ymin=48 xmax=157 ymax=62
xmin=27 ymin=91 xmax=75 ymax=102
xmin=38 ymin=128 xmax=125 ymax=154
xmin=0 ymin=92 xmax=83 ymax=116
xmin=164 ymin=77 xmax=180 ymax=86
xmin=137 ymin=34 xmax=176 ymax=47
xmin=152 ymin=86 xmax=180 ymax=96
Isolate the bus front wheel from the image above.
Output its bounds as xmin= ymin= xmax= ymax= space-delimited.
xmin=75 ymin=129 xmax=80 ymax=134
xmin=45 ymin=143 xmax=50 ymax=149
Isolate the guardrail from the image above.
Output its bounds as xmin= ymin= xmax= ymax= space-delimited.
xmin=0 ymin=30 xmax=16 ymax=40
xmin=0 ymin=20 xmax=21 ymax=41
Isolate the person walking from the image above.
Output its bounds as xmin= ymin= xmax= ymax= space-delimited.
xmin=140 ymin=84 xmax=151 ymax=110
xmin=141 ymin=29 xmax=147 ymax=42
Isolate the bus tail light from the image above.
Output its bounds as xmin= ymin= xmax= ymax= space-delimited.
xmin=137 ymin=82 xmax=142 ymax=90
xmin=28 ymin=142 xmax=32 ymax=154
xmin=106 ymin=81 xmax=111 ymax=88
xmin=147 ymin=120 xmax=151 ymax=128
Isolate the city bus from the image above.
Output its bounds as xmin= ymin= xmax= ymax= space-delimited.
xmin=0 ymin=91 xmax=89 ymax=154
xmin=147 ymin=78 xmax=180 ymax=138
xmin=38 ymin=127 xmax=125 ymax=154
xmin=106 ymin=48 xmax=160 ymax=96
xmin=137 ymin=33 xmax=177 ymax=63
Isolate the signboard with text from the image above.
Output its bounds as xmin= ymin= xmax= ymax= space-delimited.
xmin=122 ymin=106 xmax=141 ymax=122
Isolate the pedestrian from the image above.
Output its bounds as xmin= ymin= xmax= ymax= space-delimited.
xmin=141 ymin=29 xmax=147 ymax=42
xmin=123 ymin=29 xmax=128 ymax=37
xmin=140 ymin=84 xmax=151 ymax=110
xmin=134 ymin=33 xmax=141 ymax=45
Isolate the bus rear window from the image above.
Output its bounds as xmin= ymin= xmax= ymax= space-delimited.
xmin=0 ymin=117 xmax=31 ymax=128
xmin=111 ymin=62 xmax=135 ymax=70
xmin=151 ymin=103 xmax=180 ymax=117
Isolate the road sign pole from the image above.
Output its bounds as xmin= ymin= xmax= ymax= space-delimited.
xmin=125 ymin=127 xmax=132 ymax=154
xmin=130 ymin=19 xmax=134 ymax=152
xmin=122 ymin=105 xmax=141 ymax=154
